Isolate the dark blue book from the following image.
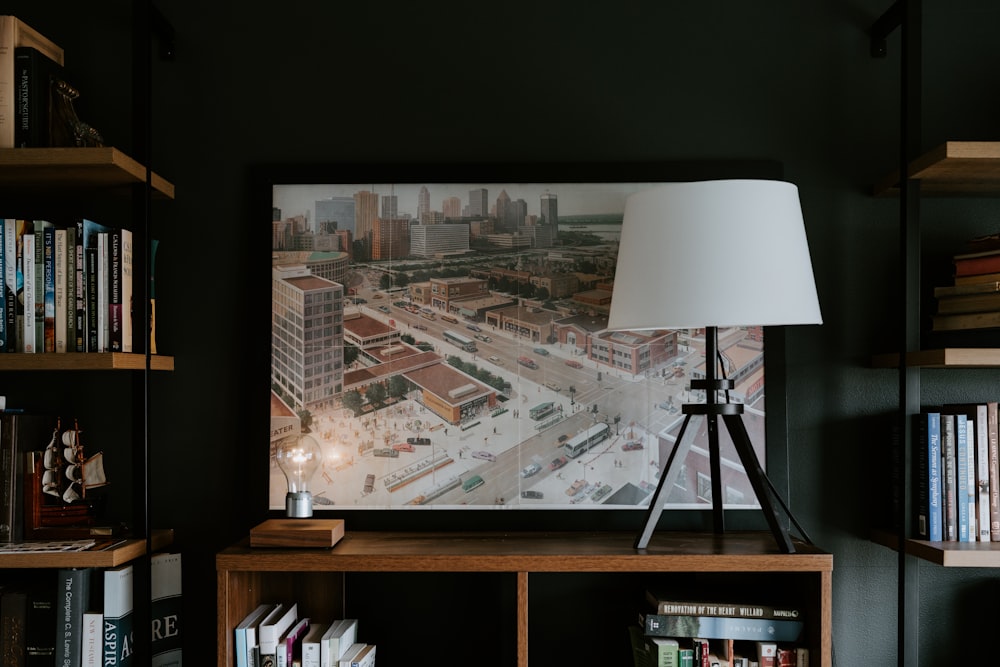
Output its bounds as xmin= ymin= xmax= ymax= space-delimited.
xmin=55 ymin=568 xmax=93 ymax=667
xmin=642 ymin=612 xmax=803 ymax=642
xmin=14 ymin=46 xmax=64 ymax=148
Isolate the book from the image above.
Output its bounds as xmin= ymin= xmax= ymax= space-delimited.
xmin=258 ymin=602 xmax=297 ymax=667
xmin=21 ymin=231 xmax=34 ymax=352
xmin=32 ymin=224 xmax=44 ymax=353
xmin=941 ymin=413 xmax=957 ymax=541
xmin=757 ymin=642 xmax=777 ymax=667
xmin=0 ymin=413 xmax=57 ymax=543
xmin=972 ymin=404 xmax=991 ymax=541
xmin=0 ymin=219 xmax=5 ymax=350
xmin=647 ymin=637 xmax=680 ymax=667
xmin=55 ymin=567 xmax=93 ymax=667
xmin=42 ymin=225 xmax=54 ymax=352
xmin=630 ymin=624 xmax=653 ymax=667
xmin=277 ymin=615 xmax=310 ymax=667
xmin=3 ymin=219 xmax=13 ymax=351
xmin=935 ymin=290 xmax=1000 ymax=314
xmin=25 ymin=587 xmax=56 ymax=666
xmin=102 ymin=563 xmax=134 ymax=666
xmin=150 ymin=552 xmax=182 ymax=667
xmin=642 ymin=613 xmax=803 ymax=642
xmin=934 ymin=280 xmax=1000 ymax=298
xmin=645 ymin=593 xmax=802 ymax=621
xmin=678 ymin=648 xmax=695 ymax=667
xmin=97 ymin=231 xmax=109 ymax=352
xmin=73 ymin=220 xmax=84 ymax=352
xmin=13 ymin=219 xmax=29 ymax=351
xmin=81 ymin=219 xmax=109 ymax=352
xmin=120 ymin=228 xmax=132 ymax=352
xmin=300 ymin=621 xmax=330 ymax=667
xmin=1 ymin=589 xmax=28 ymax=666
xmin=953 ymin=412 xmax=970 ymax=541
xmin=321 ymin=618 xmax=358 ymax=667
xmin=952 ymin=248 xmax=1000 ymax=278
xmin=14 ymin=45 xmax=63 ymax=147
xmin=82 ymin=611 xmax=103 ymax=667
xmin=915 ymin=411 xmax=942 ymax=541
xmin=0 ymin=16 xmax=64 ymax=148
xmin=932 ymin=309 xmax=1000 ymax=332
xmin=65 ymin=224 xmax=76 ymax=353
xmin=339 ymin=643 xmax=375 ymax=667
xmin=54 ymin=226 xmax=67 ymax=352
xmin=990 ymin=402 xmax=1000 ymax=542
xmin=109 ymin=229 xmax=122 ymax=352
xmin=235 ymin=603 xmax=274 ymax=667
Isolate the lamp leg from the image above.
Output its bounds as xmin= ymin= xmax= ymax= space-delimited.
xmin=721 ymin=413 xmax=799 ymax=553
xmin=634 ymin=413 xmax=696 ymax=549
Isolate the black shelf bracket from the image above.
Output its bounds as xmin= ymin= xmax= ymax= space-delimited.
xmin=870 ymin=0 xmax=902 ymax=57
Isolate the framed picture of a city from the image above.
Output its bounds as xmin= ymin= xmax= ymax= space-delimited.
xmin=265 ymin=162 xmax=788 ymax=522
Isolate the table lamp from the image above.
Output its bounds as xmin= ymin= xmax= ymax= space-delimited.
xmin=607 ymin=179 xmax=822 ymax=552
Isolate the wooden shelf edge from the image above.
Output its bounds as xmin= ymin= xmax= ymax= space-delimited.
xmin=0 ymin=527 xmax=174 ymax=569
xmin=0 ymin=352 xmax=174 ymax=371
xmin=874 ymin=141 xmax=1000 ymax=197
xmin=871 ymin=347 xmax=1000 ymax=368
xmin=871 ymin=529 xmax=1000 ymax=567
xmin=0 ymin=146 xmax=175 ymax=199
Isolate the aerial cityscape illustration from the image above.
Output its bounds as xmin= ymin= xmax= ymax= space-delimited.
xmin=269 ymin=181 xmax=767 ymax=511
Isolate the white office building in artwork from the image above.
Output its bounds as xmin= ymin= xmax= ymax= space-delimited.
xmin=409 ymin=224 xmax=470 ymax=258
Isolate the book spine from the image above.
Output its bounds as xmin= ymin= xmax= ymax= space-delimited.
xmin=82 ymin=611 xmax=103 ymax=667
xmin=942 ymin=414 xmax=957 ymax=541
xmin=1 ymin=589 xmax=27 ymax=665
xmin=56 ymin=568 xmax=92 ymax=667
xmin=33 ymin=227 xmax=43 ymax=353
xmin=954 ymin=253 xmax=1000 ymax=277
xmin=22 ymin=232 xmax=34 ymax=352
xmin=97 ymin=232 xmax=108 ymax=352
xmin=54 ymin=227 xmax=67 ymax=353
xmin=74 ymin=220 xmax=85 ymax=352
xmin=14 ymin=46 xmax=60 ymax=147
xmin=109 ymin=229 xmax=122 ymax=352
xmin=0 ymin=219 xmax=6 ymax=351
xmin=643 ymin=614 xmax=804 ymax=642
xmin=927 ymin=412 xmax=942 ymax=542
xmin=0 ymin=413 xmax=13 ymax=542
xmin=43 ymin=226 xmax=54 ymax=353
xmin=955 ymin=413 xmax=970 ymax=541
xmin=964 ymin=416 xmax=977 ymax=541
xmin=26 ymin=588 xmax=56 ymax=667
xmin=86 ymin=246 xmax=98 ymax=352
xmin=0 ymin=17 xmax=63 ymax=147
xmin=3 ymin=219 xmax=14 ymax=351
xmin=649 ymin=595 xmax=802 ymax=621
xmin=121 ymin=228 xmax=132 ymax=352
xmin=13 ymin=220 xmax=28 ymax=351
xmin=103 ymin=564 xmax=134 ymax=667
xmin=976 ymin=404 xmax=991 ymax=541
xmin=990 ymin=402 xmax=1000 ymax=541
xmin=65 ymin=225 xmax=76 ymax=353
xmin=150 ymin=552 xmax=182 ymax=667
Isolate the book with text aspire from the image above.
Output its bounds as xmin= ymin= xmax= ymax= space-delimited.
xmin=642 ymin=613 xmax=803 ymax=642
xmin=102 ymin=563 xmax=135 ymax=667
xmin=645 ymin=591 xmax=802 ymax=620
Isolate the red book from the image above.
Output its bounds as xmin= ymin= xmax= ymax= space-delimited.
xmin=954 ymin=249 xmax=1000 ymax=277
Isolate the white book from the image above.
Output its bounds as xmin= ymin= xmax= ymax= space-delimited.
xmin=277 ymin=616 xmax=310 ymax=667
xmin=102 ymin=564 xmax=134 ymax=667
xmin=301 ymin=621 xmax=330 ymax=667
xmin=336 ymin=643 xmax=365 ymax=667
xmin=258 ymin=602 xmax=297 ymax=659
xmin=966 ymin=418 xmax=978 ymax=541
xmin=82 ymin=611 xmax=103 ymax=667
xmin=54 ymin=227 xmax=66 ymax=352
xmin=120 ymin=228 xmax=132 ymax=352
xmin=235 ymin=603 xmax=275 ymax=667
xmin=21 ymin=232 xmax=34 ymax=352
xmin=975 ymin=404 xmax=991 ymax=541
xmin=151 ymin=552 xmax=183 ymax=667
xmin=322 ymin=618 xmax=357 ymax=666
xmin=339 ymin=643 xmax=375 ymax=667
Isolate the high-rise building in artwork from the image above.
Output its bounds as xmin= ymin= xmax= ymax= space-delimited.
xmin=410 ymin=224 xmax=470 ymax=257
xmin=381 ymin=194 xmax=399 ymax=220
xmin=354 ymin=190 xmax=379 ymax=258
xmin=372 ymin=218 xmax=410 ymax=260
xmin=541 ymin=192 xmax=558 ymax=225
xmin=271 ymin=264 xmax=344 ymax=411
xmin=469 ymin=188 xmax=488 ymax=217
xmin=316 ymin=196 xmax=356 ymax=235
xmin=495 ymin=189 xmax=514 ymax=233
xmin=443 ymin=196 xmax=462 ymax=219
xmin=417 ymin=186 xmax=431 ymax=222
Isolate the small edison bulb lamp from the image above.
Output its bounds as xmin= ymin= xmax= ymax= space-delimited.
xmin=274 ymin=433 xmax=323 ymax=518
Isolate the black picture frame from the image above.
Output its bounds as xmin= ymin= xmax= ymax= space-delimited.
xmin=251 ymin=160 xmax=790 ymax=534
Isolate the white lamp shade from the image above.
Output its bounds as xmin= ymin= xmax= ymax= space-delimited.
xmin=606 ymin=179 xmax=822 ymax=331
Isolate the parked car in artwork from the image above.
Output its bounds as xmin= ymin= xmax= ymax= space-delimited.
xmin=372 ymin=448 xmax=399 ymax=458
xmin=622 ymin=441 xmax=644 ymax=451
xmin=565 ymin=359 xmax=583 ymax=369
xmin=533 ymin=347 xmax=549 ymax=356
xmin=520 ymin=463 xmax=541 ymax=478
xmin=565 ymin=479 xmax=587 ymax=496
xmin=472 ymin=450 xmax=496 ymax=462
xmin=392 ymin=443 xmax=415 ymax=453
xmin=520 ymin=490 xmax=544 ymax=499
xmin=407 ymin=437 xmax=431 ymax=445
xmin=549 ymin=456 xmax=568 ymax=471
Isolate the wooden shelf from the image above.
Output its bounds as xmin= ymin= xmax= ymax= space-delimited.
xmin=874 ymin=141 xmax=1000 ymax=197
xmin=217 ymin=531 xmax=833 ymax=667
xmin=872 ymin=529 xmax=1000 ymax=567
xmin=0 ymin=528 xmax=173 ymax=569
xmin=871 ymin=347 xmax=1000 ymax=368
xmin=0 ymin=352 xmax=173 ymax=371
xmin=0 ymin=147 xmax=174 ymax=199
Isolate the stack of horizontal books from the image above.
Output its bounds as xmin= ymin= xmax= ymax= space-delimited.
xmin=933 ymin=234 xmax=1000 ymax=332
xmin=630 ymin=591 xmax=809 ymax=667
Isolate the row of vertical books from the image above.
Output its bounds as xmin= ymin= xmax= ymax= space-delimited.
xmin=0 ymin=218 xmax=132 ymax=354
xmin=631 ymin=591 xmax=809 ymax=667
xmin=932 ymin=233 xmax=1000 ymax=331
xmin=915 ymin=404 xmax=1000 ymax=542
xmin=234 ymin=602 xmax=374 ymax=667
xmin=0 ymin=553 xmax=180 ymax=666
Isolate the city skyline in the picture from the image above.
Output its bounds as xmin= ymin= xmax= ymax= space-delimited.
xmin=269 ymin=177 xmax=768 ymax=513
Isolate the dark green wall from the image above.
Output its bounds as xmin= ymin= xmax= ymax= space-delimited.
xmin=11 ymin=1 xmax=1000 ymax=665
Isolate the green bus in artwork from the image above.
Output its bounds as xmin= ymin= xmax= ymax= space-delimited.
xmin=462 ymin=475 xmax=485 ymax=492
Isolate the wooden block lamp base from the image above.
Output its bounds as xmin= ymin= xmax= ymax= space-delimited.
xmin=250 ymin=518 xmax=345 ymax=548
